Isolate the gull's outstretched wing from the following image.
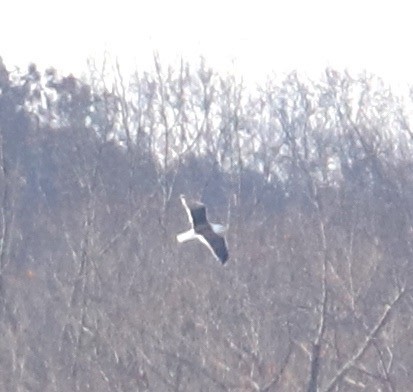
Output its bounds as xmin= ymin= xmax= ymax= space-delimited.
xmin=180 ymin=195 xmax=207 ymax=227
xmin=197 ymin=228 xmax=229 ymax=264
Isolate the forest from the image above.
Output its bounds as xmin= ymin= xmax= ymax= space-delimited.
xmin=0 ymin=54 xmax=412 ymax=391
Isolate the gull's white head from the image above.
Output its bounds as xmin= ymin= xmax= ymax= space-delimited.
xmin=211 ymin=223 xmax=226 ymax=234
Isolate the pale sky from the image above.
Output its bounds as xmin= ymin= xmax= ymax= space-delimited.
xmin=1 ymin=0 xmax=412 ymax=88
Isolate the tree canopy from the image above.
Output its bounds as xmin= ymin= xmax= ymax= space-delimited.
xmin=0 ymin=56 xmax=412 ymax=391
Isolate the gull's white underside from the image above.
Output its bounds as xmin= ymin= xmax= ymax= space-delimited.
xmin=176 ymin=223 xmax=225 ymax=243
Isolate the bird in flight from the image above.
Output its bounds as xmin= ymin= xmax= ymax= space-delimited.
xmin=177 ymin=195 xmax=229 ymax=264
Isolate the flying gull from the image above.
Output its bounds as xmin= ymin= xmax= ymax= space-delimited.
xmin=177 ymin=195 xmax=229 ymax=264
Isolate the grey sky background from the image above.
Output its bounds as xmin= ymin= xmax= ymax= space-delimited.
xmin=1 ymin=0 xmax=412 ymax=89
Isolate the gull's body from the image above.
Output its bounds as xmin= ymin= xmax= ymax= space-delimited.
xmin=177 ymin=195 xmax=229 ymax=264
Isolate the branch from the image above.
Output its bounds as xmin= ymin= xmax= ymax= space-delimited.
xmin=157 ymin=349 xmax=235 ymax=391
xmin=261 ymin=337 xmax=293 ymax=391
xmin=321 ymin=288 xmax=405 ymax=392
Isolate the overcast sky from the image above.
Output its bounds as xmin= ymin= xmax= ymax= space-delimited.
xmin=1 ymin=0 xmax=412 ymax=88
